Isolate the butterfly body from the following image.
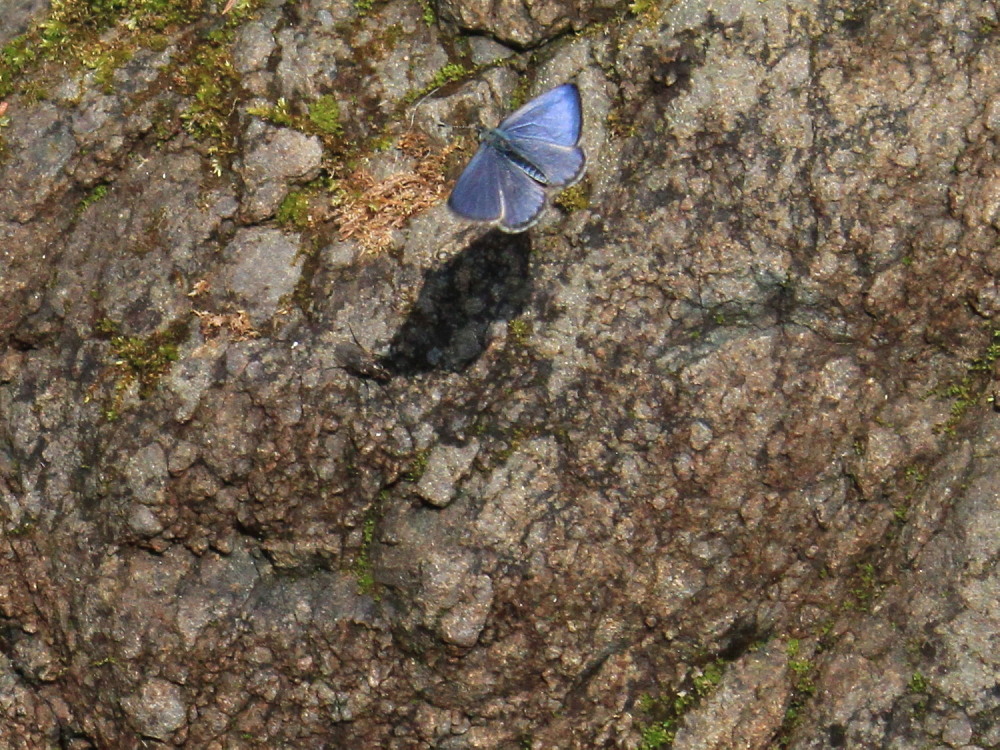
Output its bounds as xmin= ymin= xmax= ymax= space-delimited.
xmin=448 ymin=83 xmax=585 ymax=233
xmin=479 ymin=128 xmax=551 ymax=184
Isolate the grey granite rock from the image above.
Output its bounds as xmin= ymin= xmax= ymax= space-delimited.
xmin=0 ymin=0 xmax=998 ymax=746
xmin=236 ymin=121 xmax=323 ymax=221
xmin=220 ymin=227 xmax=304 ymax=320
xmin=416 ymin=440 xmax=479 ymax=507
xmin=122 ymin=678 xmax=186 ymax=740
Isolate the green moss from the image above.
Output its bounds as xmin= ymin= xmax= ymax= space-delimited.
xmin=553 ymin=181 xmax=590 ymax=213
xmin=0 ymin=36 xmax=38 ymax=99
xmin=635 ymin=659 xmax=728 ymax=749
xmin=774 ymin=640 xmax=820 ymax=746
xmin=888 ymin=462 xmax=927 ymax=527
xmin=507 ymin=318 xmax=533 ymax=347
xmin=6 ymin=521 xmax=37 ymax=537
xmin=788 ymin=659 xmax=816 ymax=695
xmin=908 ymin=671 xmax=928 ymax=693
xmin=246 ymin=94 xmax=345 ymax=143
xmin=692 ymin=660 xmax=724 ymax=695
xmin=936 ymin=328 xmax=1000 ymax=433
xmin=95 ymin=319 xmax=185 ymax=421
xmin=369 ymin=131 xmax=394 ymax=151
xmin=0 ymin=0 xmax=201 ymax=100
xmin=307 ymin=94 xmax=344 ymax=136
xmin=844 ymin=561 xmax=883 ymax=613
xmin=111 ymin=335 xmax=179 ymax=392
xmin=177 ymin=43 xmax=240 ymax=154
xmin=628 ymin=0 xmax=662 ymax=20
xmin=0 ymin=104 xmax=9 ymax=162
xmin=494 ymin=424 xmax=533 ymax=463
xmin=505 ymin=75 xmax=532 ymax=112
xmin=78 ymin=183 xmax=110 ymax=212
xmin=93 ymin=316 xmax=121 ymax=336
xmin=0 ymin=0 xmax=263 ymax=183
xmin=607 ymin=106 xmax=639 ymax=139
xmin=405 ymin=62 xmax=470 ymax=103
xmin=639 ymin=721 xmax=674 ymax=750
xmin=106 ymin=320 xmax=187 ymax=398
xmin=839 ymin=0 xmax=877 ymax=30
xmin=247 ymin=97 xmax=294 ymax=127
xmin=404 ymin=450 xmax=429 ymax=482
xmin=353 ymin=509 xmax=380 ymax=596
xmin=276 ymin=190 xmax=311 ymax=229
xmin=789 ymin=657 xmax=814 ymax=682
xmin=81 ymin=44 xmax=133 ymax=93
xmin=381 ymin=23 xmax=405 ymax=51
xmin=417 ymin=0 xmax=435 ymax=25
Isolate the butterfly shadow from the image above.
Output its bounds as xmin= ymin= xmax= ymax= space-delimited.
xmin=384 ymin=230 xmax=533 ymax=375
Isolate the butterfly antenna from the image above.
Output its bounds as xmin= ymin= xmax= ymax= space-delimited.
xmin=348 ymin=323 xmax=362 ymax=349
xmin=339 ymin=326 xmax=411 ymax=438
xmin=407 ymin=90 xmax=437 ymax=132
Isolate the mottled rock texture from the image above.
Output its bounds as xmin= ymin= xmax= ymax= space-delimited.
xmin=1 ymin=0 xmax=999 ymax=747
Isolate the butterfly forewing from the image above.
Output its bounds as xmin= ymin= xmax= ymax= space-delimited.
xmin=497 ymin=83 xmax=583 ymax=148
xmin=447 ymin=145 xmax=505 ymax=222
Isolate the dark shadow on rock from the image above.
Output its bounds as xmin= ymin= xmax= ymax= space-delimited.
xmin=385 ymin=230 xmax=533 ymax=375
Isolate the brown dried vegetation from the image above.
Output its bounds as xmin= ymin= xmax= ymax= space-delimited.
xmin=332 ymin=132 xmax=455 ymax=254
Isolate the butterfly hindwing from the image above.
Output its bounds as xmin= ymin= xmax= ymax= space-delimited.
xmin=502 ymin=137 xmax=585 ymax=187
xmin=493 ymin=153 xmax=547 ymax=232
xmin=448 ymin=143 xmax=547 ymax=232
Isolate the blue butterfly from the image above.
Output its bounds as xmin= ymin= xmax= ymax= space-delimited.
xmin=448 ymin=83 xmax=586 ymax=233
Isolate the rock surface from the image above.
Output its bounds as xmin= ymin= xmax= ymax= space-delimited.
xmin=1 ymin=0 xmax=999 ymax=747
